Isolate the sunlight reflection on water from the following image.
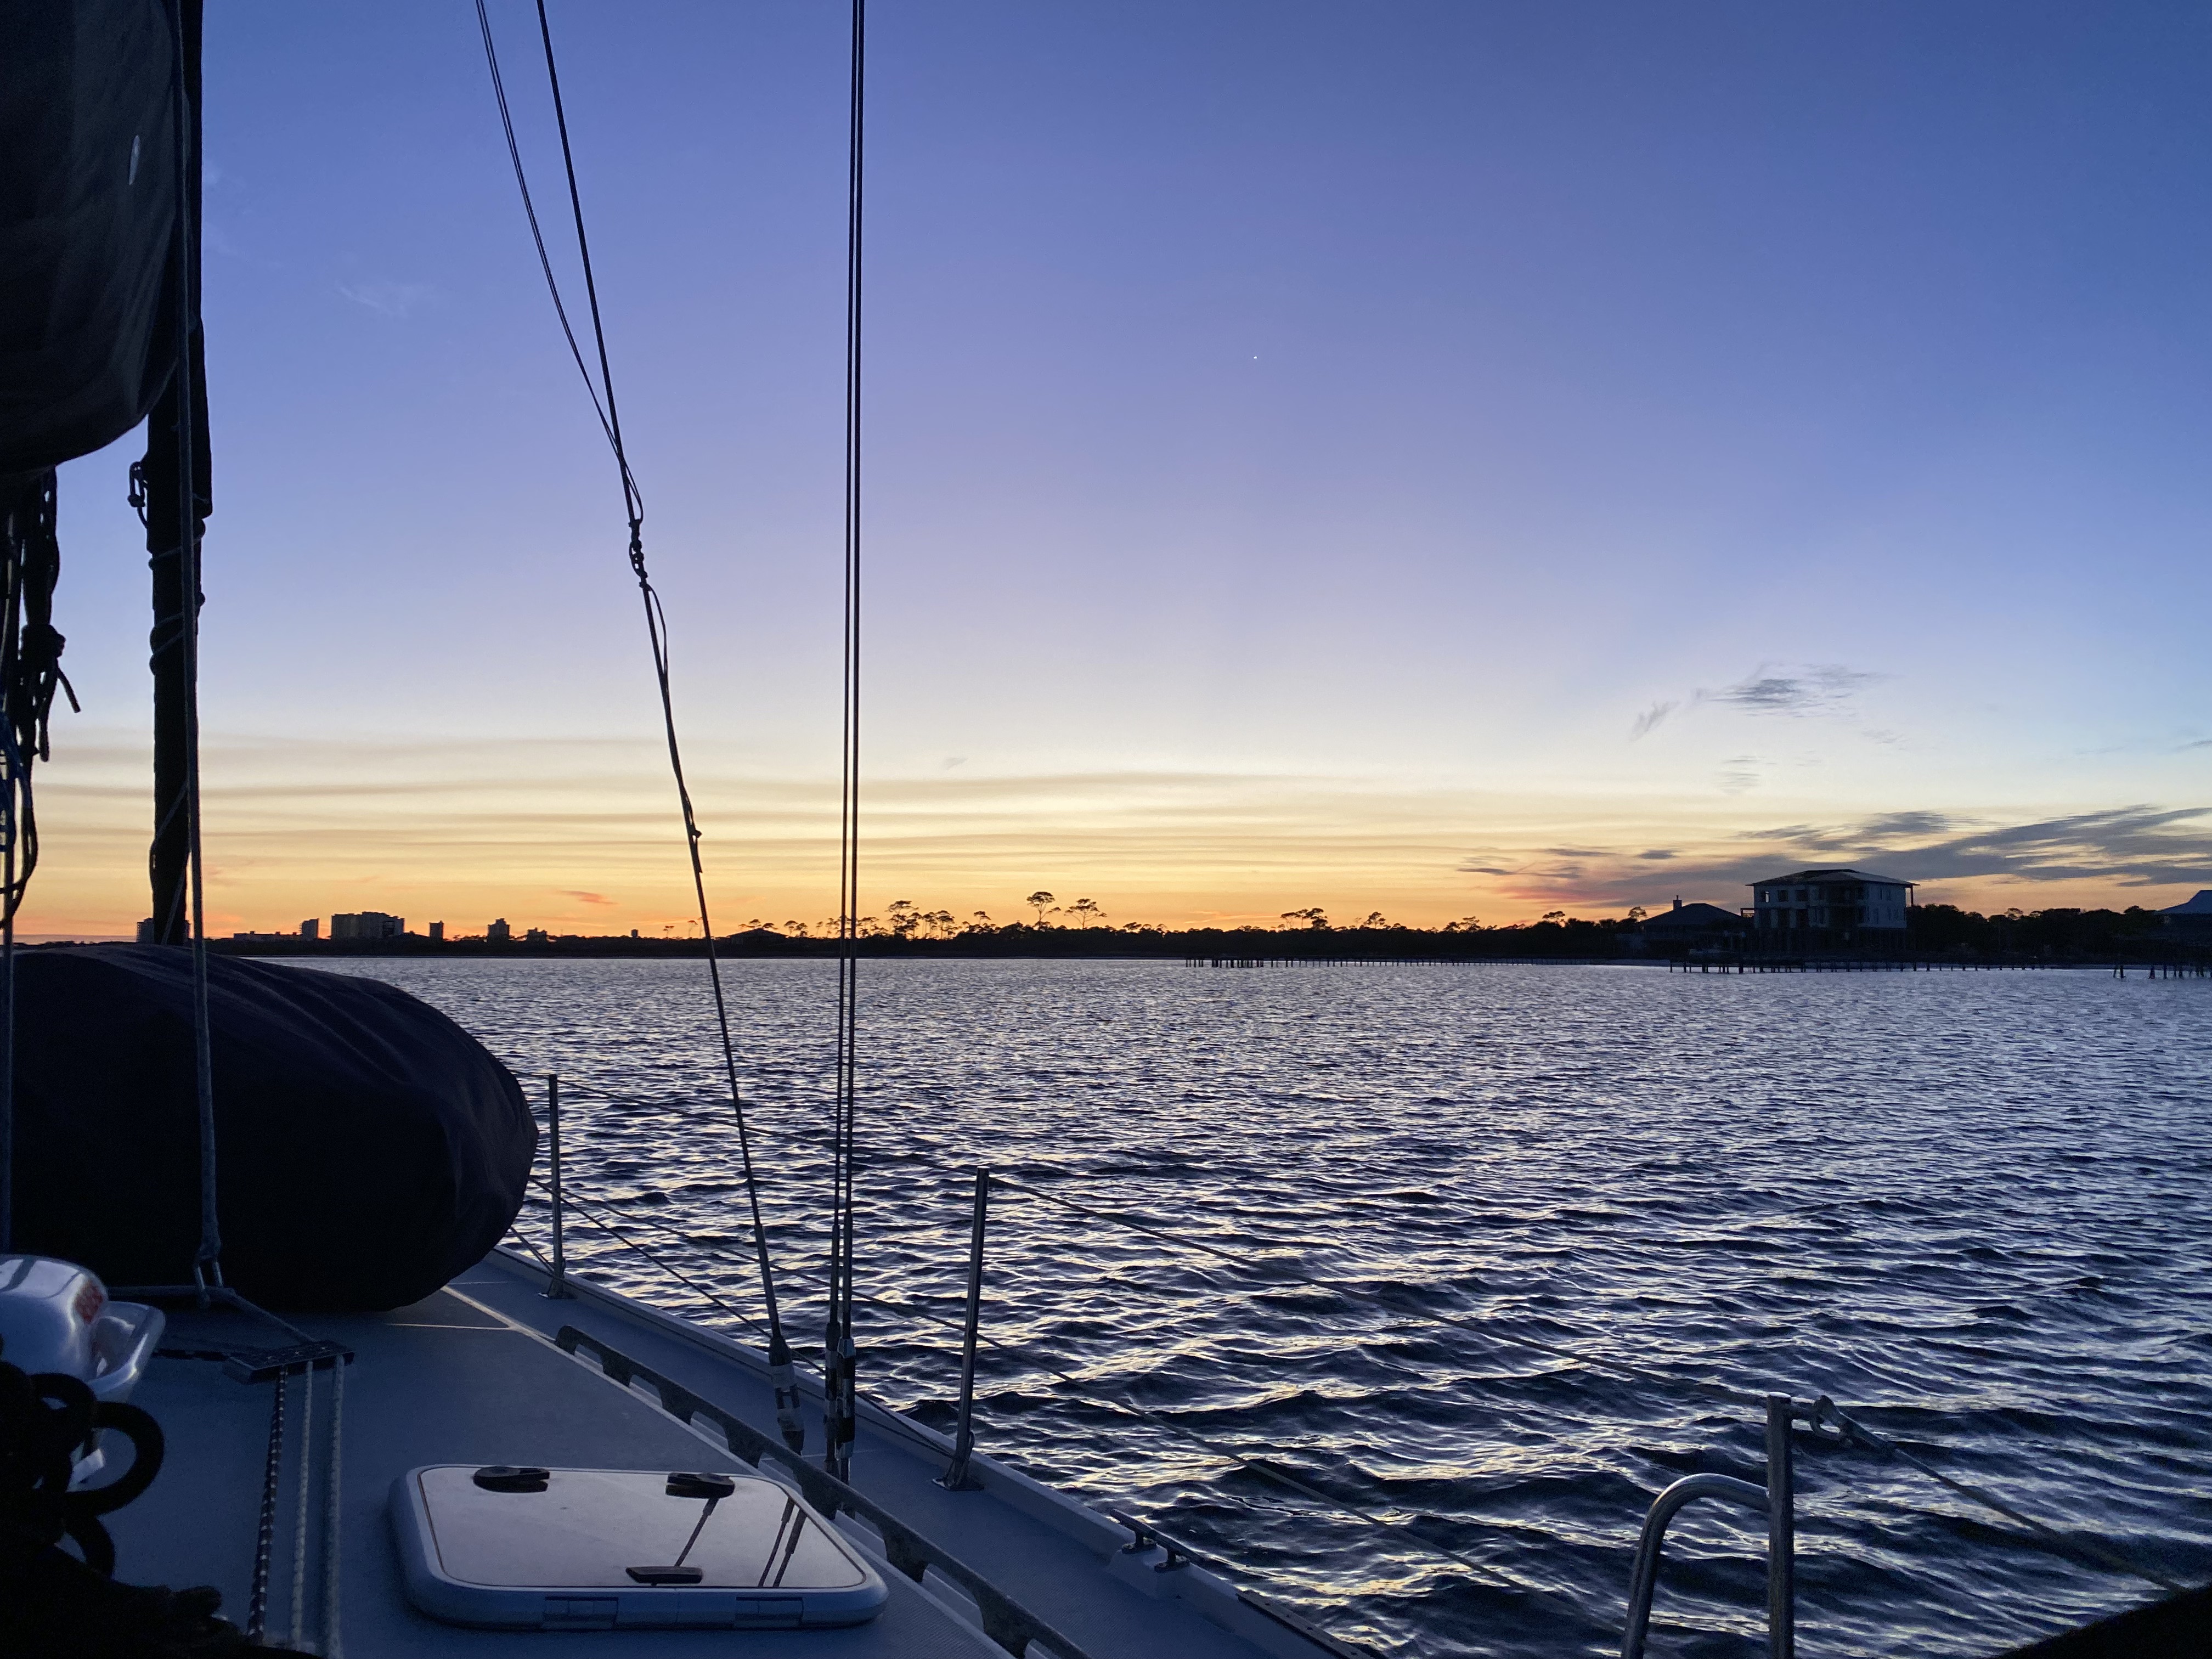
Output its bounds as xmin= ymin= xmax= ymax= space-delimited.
xmin=316 ymin=956 xmax=2212 ymax=1658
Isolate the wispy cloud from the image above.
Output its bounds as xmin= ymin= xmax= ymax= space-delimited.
xmin=339 ymin=279 xmax=436 ymax=319
xmin=1681 ymin=805 xmax=2211 ymax=898
xmin=1700 ymin=663 xmax=1884 ymax=716
xmin=1717 ymin=755 xmax=1763 ymax=794
xmin=560 ymin=890 xmax=616 ymax=906
xmin=1850 ymin=810 xmax=1954 ymax=840
xmin=1794 ymin=804 xmax=2212 ymax=887
xmin=1467 ymin=803 xmax=2212 ymax=912
xmin=1629 ymin=664 xmax=1888 ymax=746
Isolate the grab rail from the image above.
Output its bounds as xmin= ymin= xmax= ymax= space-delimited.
xmin=1621 ymin=1396 xmax=1802 ymax=1659
xmin=1621 ymin=1475 xmax=1769 ymax=1659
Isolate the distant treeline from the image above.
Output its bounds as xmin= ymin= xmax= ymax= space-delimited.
xmin=1904 ymin=903 xmax=2182 ymax=959
xmin=190 ymin=900 xmax=2197 ymax=962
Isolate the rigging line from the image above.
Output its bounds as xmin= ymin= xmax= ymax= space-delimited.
xmin=0 ymin=500 xmax=21 ymax=1255
xmin=517 ymin=1176 xmax=947 ymax=1364
xmin=974 ymin=1320 xmax=1510 ymax=1584
xmin=527 ymin=1173 xmax=962 ymax=1346
xmin=991 ymin=1176 xmax=1766 ymax=1409
xmin=542 ymin=1156 xmax=1730 ymax=1423
xmin=998 ymin=1179 xmax=2185 ymax=1588
xmin=0 ymin=476 xmax=74 ymax=927
xmin=991 ymin=1177 xmax=1347 ymax=1275
xmin=290 ymin=1364 xmax=313 ymax=1651
xmin=517 ymin=1113 xmax=2182 ymax=1596
xmin=523 ymin=1171 xmax=927 ymax=1345
xmin=504 ymin=1224 xmax=554 ymax=1274
xmin=824 ymin=0 xmax=867 ymax=1482
xmin=535 ymin=1079 xmax=936 ymax=1169
xmin=509 ymin=1184 xmax=1503 ymax=1588
xmin=245 ymin=1365 xmax=285 ymax=1642
xmin=531 ymin=1179 xmax=774 ymax=1341
xmin=323 ymin=1353 xmax=346 ymax=1658
xmin=471 ymin=0 xmax=621 ymax=462
xmin=538 ymin=1176 xmax=1476 ymax=1408
xmin=161 ymin=0 xmax=221 ymax=1294
xmin=528 ymin=0 xmax=639 ymax=526
xmin=1822 ymin=1403 xmax=2183 ymax=1593
xmin=1003 ymin=1176 xmax=2207 ymax=1583
xmin=529 ymin=1114 xmax=1729 ymax=1400
xmin=523 ymin=1200 xmax=2184 ymax=1611
xmin=1 ymin=780 xmax=11 ymax=1255
xmin=1070 ymin=1387 xmax=1511 ymax=1588
xmin=479 ymin=0 xmax=803 ymax=1451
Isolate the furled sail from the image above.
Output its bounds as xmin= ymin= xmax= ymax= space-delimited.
xmin=0 ymin=0 xmax=184 ymax=479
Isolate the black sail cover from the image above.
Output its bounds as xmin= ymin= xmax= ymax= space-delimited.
xmin=0 ymin=0 xmax=182 ymax=479
xmin=11 ymin=947 xmax=537 ymax=1310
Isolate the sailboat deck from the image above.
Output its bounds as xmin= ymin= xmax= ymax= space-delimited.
xmin=106 ymin=1249 xmax=1344 ymax=1658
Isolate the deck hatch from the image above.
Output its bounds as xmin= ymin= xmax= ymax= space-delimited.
xmin=391 ymin=1465 xmax=886 ymax=1629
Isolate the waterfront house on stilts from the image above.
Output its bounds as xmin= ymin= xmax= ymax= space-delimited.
xmin=1749 ymin=867 xmax=1916 ymax=945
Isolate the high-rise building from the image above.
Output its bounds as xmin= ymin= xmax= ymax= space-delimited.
xmin=330 ymin=911 xmax=404 ymax=941
xmin=487 ymin=918 xmax=511 ymax=944
xmin=428 ymin=921 xmax=444 ymax=942
xmin=300 ymin=918 xmax=319 ymax=940
xmin=136 ymin=918 xmax=155 ymax=944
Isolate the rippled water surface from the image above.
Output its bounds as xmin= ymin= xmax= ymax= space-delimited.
xmin=318 ymin=957 xmax=2212 ymax=1657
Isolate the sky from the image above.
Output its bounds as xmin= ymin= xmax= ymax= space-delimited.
xmin=24 ymin=0 xmax=2212 ymax=938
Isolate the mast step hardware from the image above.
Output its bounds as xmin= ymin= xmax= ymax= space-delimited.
xmin=223 ymin=1340 xmax=352 ymax=1384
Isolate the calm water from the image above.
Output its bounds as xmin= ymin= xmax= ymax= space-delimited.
xmin=319 ymin=957 xmax=2212 ymax=1658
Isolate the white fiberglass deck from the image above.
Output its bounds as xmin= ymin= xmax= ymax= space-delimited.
xmin=107 ymin=1248 xmax=1352 ymax=1658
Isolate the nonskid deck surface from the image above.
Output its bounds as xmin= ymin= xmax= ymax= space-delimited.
xmin=112 ymin=1285 xmax=980 ymax=1656
xmin=104 ymin=1251 xmax=1318 ymax=1658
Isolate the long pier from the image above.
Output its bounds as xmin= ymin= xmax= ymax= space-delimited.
xmin=1184 ymin=955 xmax=1622 ymax=968
xmin=1667 ymin=957 xmax=2212 ymax=977
xmin=1181 ymin=954 xmax=2212 ymax=975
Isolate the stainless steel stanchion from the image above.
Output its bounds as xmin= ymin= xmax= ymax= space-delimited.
xmin=545 ymin=1073 xmax=573 ymax=1299
xmin=1767 ymin=1395 xmax=1795 ymax=1659
xmin=939 ymin=1169 xmax=990 ymax=1489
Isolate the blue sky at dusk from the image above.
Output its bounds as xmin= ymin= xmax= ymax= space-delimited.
xmin=26 ymin=1 xmax=2212 ymax=937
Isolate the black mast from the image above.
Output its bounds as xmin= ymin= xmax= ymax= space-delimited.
xmin=139 ymin=0 xmax=208 ymax=946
